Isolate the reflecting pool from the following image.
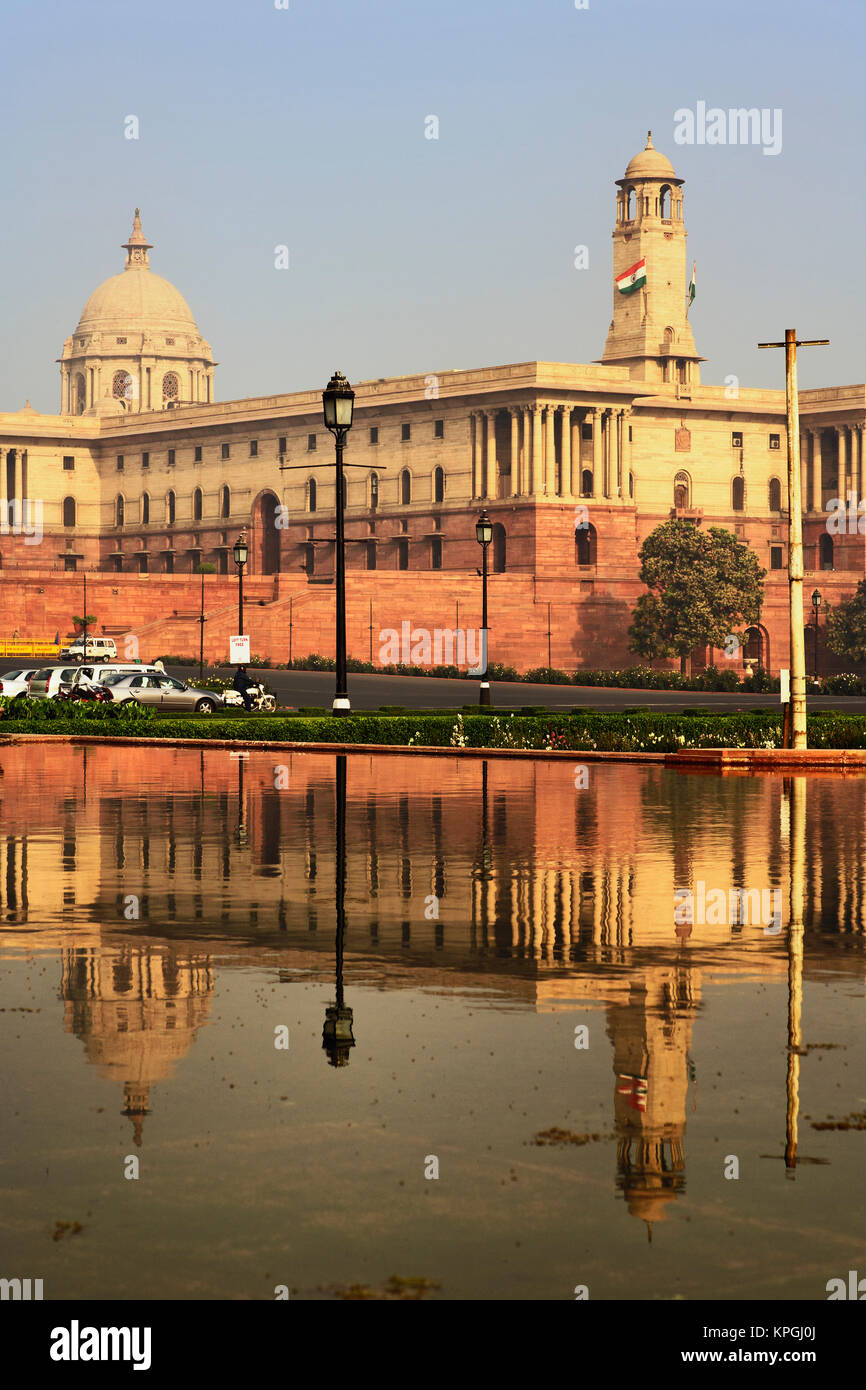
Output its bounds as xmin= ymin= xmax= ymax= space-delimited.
xmin=0 ymin=744 xmax=863 ymax=1300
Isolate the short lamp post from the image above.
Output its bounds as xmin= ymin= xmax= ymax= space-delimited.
xmin=475 ymin=509 xmax=493 ymax=706
xmin=811 ymin=588 xmax=822 ymax=682
xmin=233 ymin=531 xmax=248 ymax=638
xmin=322 ymin=370 xmax=355 ymax=714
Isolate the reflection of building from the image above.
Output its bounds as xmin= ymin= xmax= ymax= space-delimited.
xmin=607 ymin=968 xmax=698 ymax=1238
xmin=1 ymin=140 xmax=863 ymax=674
xmin=60 ymin=944 xmax=214 ymax=1144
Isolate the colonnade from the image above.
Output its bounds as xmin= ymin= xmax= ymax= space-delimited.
xmin=469 ymin=403 xmax=633 ymax=502
xmin=1 ymin=446 xmax=29 ymax=526
xmin=802 ymin=423 xmax=865 ymax=513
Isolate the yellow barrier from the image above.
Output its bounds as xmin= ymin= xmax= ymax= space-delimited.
xmin=0 ymin=642 xmax=62 ymax=657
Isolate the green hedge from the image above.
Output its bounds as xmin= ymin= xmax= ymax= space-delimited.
xmin=3 ymin=705 xmax=865 ymax=751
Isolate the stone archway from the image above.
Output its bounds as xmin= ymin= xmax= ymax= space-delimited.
xmin=252 ymin=490 xmax=281 ymax=574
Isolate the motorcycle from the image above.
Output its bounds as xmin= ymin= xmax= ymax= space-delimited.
xmin=223 ymin=681 xmax=276 ymax=713
xmin=57 ymin=680 xmax=112 ymax=704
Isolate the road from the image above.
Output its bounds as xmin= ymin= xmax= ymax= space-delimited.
xmin=2 ymin=659 xmax=862 ymax=712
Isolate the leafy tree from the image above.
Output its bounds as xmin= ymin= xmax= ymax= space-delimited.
xmin=71 ymin=613 xmax=97 ymax=629
xmin=196 ymin=562 xmax=217 ymax=574
xmin=825 ymin=580 xmax=866 ymax=663
xmin=628 ymin=521 xmax=766 ymax=676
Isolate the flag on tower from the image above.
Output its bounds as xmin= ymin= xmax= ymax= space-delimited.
xmin=615 ymin=257 xmax=647 ymax=295
xmin=687 ymin=261 xmax=696 ymax=313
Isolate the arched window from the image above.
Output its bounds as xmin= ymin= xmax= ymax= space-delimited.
xmin=162 ymin=371 xmax=179 ymax=405
xmin=660 ymin=184 xmax=671 ymax=219
xmin=141 ymin=492 xmax=150 ymax=525
xmin=433 ymin=466 xmax=445 ymax=503
xmin=75 ymin=374 xmax=86 ymax=414
xmin=768 ymin=477 xmax=782 ymax=511
xmin=193 ymin=487 xmax=203 ymax=521
xmin=62 ymin=496 xmax=76 ymax=528
xmin=492 ymin=522 xmax=506 ymax=573
xmin=370 ymin=472 xmax=379 ymax=511
xmin=575 ymin=522 xmax=597 ymax=566
xmin=744 ymin=627 xmax=763 ymax=664
xmin=625 ymin=185 xmax=635 ymax=220
xmin=674 ymin=471 xmax=690 ymax=509
xmin=664 ymin=326 xmax=675 ymax=345
xmin=113 ymin=369 xmax=133 ymax=403
xmin=819 ymin=533 xmax=834 ymax=570
xmin=220 ymin=484 xmax=230 ymax=518
xmin=115 ymin=495 xmax=125 ymax=528
xmin=581 ymin=468 xmax=593 ymax=498
xmin=308 ymin=477 xmax=317 ymax=513
xmin=732 ymin=476 xmax=745 ymax=511
xmin=400 ymin=469 xmax=411 ymax=505
xmin=167 ymin=490 xmax=176 ymax=525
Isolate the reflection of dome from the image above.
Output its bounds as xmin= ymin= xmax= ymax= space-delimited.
xmin=624 ymin=131 xmax=677 ymax=181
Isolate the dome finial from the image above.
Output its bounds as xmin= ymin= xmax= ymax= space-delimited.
xmin=646 ymin=130 xmax=654 ymax=148
xmin=122 ymin=208 xmax=153 ymax=270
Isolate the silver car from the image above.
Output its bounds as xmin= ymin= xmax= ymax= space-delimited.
xmin=101 ymin=672 xmax=224 ymax=714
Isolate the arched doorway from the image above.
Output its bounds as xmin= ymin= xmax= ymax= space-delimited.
xmin=742 ymin=624 xmax=769 ymax=671
xmin=252 ymin=491 xmax=281 ymax=574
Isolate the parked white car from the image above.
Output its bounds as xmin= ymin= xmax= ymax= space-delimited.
xmin=59 ymin=637 xmax=118 ymax=660
xmin=0 ymin=667 xmax=40 ymax=697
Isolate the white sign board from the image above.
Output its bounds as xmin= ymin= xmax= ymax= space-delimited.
xmin=780 ymin=668 xmax=790 ymax=703
xmin=229 ymin=635 xmax=250 ymax=665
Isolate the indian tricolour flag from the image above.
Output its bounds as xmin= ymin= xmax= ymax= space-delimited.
xmin=615 ymin=257 xmax=647 ymax=295
xmin=687 ymin=261 xmax=696 ymax=314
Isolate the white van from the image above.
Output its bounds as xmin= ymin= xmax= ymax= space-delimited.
xmin=28 ymin=663 xmax=162 ymax=699
xmin=59 ymin=637 xmax=117 ymax=660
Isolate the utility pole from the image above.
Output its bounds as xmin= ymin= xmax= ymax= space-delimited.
xmin=758 ymin=330 xmax=829 ymax=749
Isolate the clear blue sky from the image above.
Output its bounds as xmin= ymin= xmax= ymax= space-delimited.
xmin=3 ymin=0 xmax=863 ymax=412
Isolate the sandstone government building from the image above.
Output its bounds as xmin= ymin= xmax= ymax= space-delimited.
xmin=1 ymin=134 xmax=863 ymax=673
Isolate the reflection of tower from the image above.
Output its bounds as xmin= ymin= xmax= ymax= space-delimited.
xmin=61 ymin=944 xmax=214 ymax=1144
xmin=322 ymin=755 xmax=355 ymax=1066
xmin=606 ymin=967 xmax=700 ymax=1239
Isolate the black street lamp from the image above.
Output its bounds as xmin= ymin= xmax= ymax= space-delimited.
xmin=811 ymin=588 xmax=822 ymax=682
xmin=233 ymin=531 xmax=248 ymax=637
xmin=322 ymin=371 xmax=355 ymax=715
xmin=475 ymin=509 xmax=493 ymax=706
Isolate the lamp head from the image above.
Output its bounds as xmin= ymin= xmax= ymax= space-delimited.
xmin=322 ymin=371 xmax=355 ymax=432
xmin=233 ymin=531 xmax=248 ymax=568
xmin=475 ymin=509 xmax=493 ymax=546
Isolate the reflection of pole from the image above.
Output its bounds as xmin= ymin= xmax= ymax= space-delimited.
xmin=236 ymin=756 xmax=247 ymax=846
xmin=289 ymin=595 xmax=293 ymax=668
xmin=323 ymin=753 xmax=355 ymax=1065
xmin=199 ymin=568 xmax=205 ymax=684
xmin=785 ymin=775 xmax=806 ymax=1174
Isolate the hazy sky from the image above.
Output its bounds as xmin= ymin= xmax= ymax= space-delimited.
xmin=3 ymin=0 xmax=863 ymax=413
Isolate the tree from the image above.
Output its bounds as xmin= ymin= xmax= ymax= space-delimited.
xmin=71 ymin=613 xmax=97 ymax=630
xmin=196 ymin=562 xmax=217 ymax=574
xmin=628 ymin=521 xmax=766 ymax=676
xmin=825 ymin=580 xmax=866 ymax=663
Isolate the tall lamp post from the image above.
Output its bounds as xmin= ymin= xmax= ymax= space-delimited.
xmin=811 ymin=588 xmax=821 ymax=683
xmin=233 ymin=531 xmax=248 ymax=638
xmin=475 ymin=509 xmax=493 ymax=707
xmin=322 ymin=371 xmax=355 ymax=715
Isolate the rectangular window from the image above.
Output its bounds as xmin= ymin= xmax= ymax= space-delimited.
xmin=250 ymin=439 xmax=258 ymax=457
xmin=116 ymin=455 xmax=124 ymax=471
xmin=194 ymin=446 xmax=202 ymax=462
xmin=769 ymin=433 xmax=781 ymax=450
xmin=116 ymin=337 xmax=127 ymax=344
xmin=370 ymin=427 xmax=378 ymax=445
xmin=278 ymin=436 xmax=287 ymax=455
xmin=142 ymin=452 xmax=150 ymax=468
xmin=581 ymin=423 xmax=592 ymax=440
xmin=62 ymin=455 xmax=75 ymax=471
xmin=770 ymin=546 xmax=783 ymax=570
xmin=308 ymin=434 xmax=317 ymax=451
xmin=401 ymin=423 xmax=411 ymax=442
xmin=434 ymin=420 xmax=444 ymax=439
xmin=731 ymin=432 xmax=743 ymax=448
xmin=168 ymin=449 xmax=176 ymax=466
xmin=221 ymin=443 xmax=230 ymax=460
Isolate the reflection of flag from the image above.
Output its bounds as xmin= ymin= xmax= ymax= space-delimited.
xmin=617 ymin=1074 xmax=648 ymax=1112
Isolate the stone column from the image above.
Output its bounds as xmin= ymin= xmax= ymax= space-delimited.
xmin=615 ymin=410 xmax=624 ymax=497
xmin=510 ymin=409 xmax=520 ymax=497
xmin=470 ymin=411 xmax=479 ymax=499
xmin=853 ymin=424 xmax=863 ymax=506
xmin=560 ymin=406 xmax=572 ymax=499
xmin=570 ymin=413 xmax=580 ymax=495
xmin=486 ymin=410 xmax=498 ymax=500
xmin=531 ymin=404 xmax=543 ymax=495
xmin=544 ymin=404 xmax=556 ymax=496
xmin=622 ymin=408 xmax=633 ymax=498
xmin=837 ymin=426 xmax=849 ymax=508
xmin=811 ymin=429 xmax=822 ymax=514
xmin=590 ymin=407 xmax=601 ymax=499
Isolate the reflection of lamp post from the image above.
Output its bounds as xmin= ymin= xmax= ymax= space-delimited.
xmin=475 ymin=510 xmax=493 ymax=707
xmin=233 ymin=531 xmax=248 ymax=638
xmin=323 ymin=754 xmax=355 ymax=1064
xmin=235 ymin=755 xmax=247 ymax=847
xmin=322 ymin=371 xmax=355 ymax=716
xmin=811 ymin=588 xmax=821 ymax=683
xmin=785 ymin=775 xmax=806 ymax=1176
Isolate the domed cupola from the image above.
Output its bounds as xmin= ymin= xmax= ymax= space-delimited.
xmin=58 ymin=210 xmax=217 ymax=415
